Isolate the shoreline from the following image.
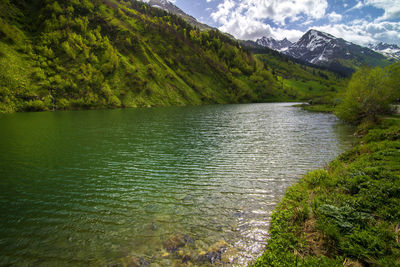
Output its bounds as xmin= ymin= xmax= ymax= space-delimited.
xmin=0 ymin=100 xmax=305 ymax=115
xmin=252 ymin=116 xmax=400 ymax=266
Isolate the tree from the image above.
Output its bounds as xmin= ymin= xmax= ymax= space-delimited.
xmin=336 ymin=64 xmax=399 ymax=124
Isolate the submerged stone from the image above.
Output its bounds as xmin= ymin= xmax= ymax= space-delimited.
xmin=181 ymin=254 xmax=192 ymax=264
xmin=221 ymin=247 xmax=239 ymax=263
xmin=208 ymin=240 xmax=228 ymax=253
xmin=183 ymin=234 xmax=194 ymax=244
xmin=194 ymin=240 xmax=229 ymax=264
xmin=163 ymin=234 xmax=186 ymax=252
xmin=206 ymin=251 xmax=220 ymax=263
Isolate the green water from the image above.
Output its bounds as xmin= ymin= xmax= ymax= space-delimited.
xmin=0 ymin=103 xmax=354 ymax=266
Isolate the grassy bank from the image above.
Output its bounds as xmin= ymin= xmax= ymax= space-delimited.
xmin=292 ymin=104 xmax=335 ymax=113
xmin=252 ymin=118 xmax=400 ymax=266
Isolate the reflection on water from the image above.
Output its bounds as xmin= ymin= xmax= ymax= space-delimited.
xmin=0 ymin=103 xmax=354 ymax=266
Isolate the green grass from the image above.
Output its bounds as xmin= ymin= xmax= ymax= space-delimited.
xmin=252 ymin=119 xmax=400 ymax=266
xmin=293 ymin=104 xmax=335 ymax=113
xmin=255 ymin=53 xmax=347 ymax=102
xmin=0 ymin=42 xmax=40 ymax=113
xmin=283 ymin=79 xmax=338 ymax=101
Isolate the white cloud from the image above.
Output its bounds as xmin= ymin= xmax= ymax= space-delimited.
xmin=365 ymin=0 xmax=400 ymax=20
xmin=211 ymin=0 xmax=329 ymax=40
xmin=244 ymin=0 xmax=328 ymax=25
xmin=271 ymin=28 xmax=304 ymax=42
xmin=328 ymin=11 xmax=342 ymax=22
xmin=217 ymin=14 xmax=304 ymax=41
xmin=211 ymin=0 xmax=237 ymax=25
xmin=311 ymin=20 xmax=400 ymax=46
xmin=215 ymin=10 xmax=274 ymax=40
xmin=349 ymin=1 xmax=364 ymax=11
xmin=208 ymin=0 xmax=400 ymax=45
xmin=211 ymin=0 xmax=329 ymax=28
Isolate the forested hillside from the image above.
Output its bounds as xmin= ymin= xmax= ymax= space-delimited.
xmin=0 ymin=0 xmax=344 ymax=113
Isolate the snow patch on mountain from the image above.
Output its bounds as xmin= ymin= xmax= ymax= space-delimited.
xmin=368 ymin=42 xmax=400 ymax=60
xmin=256 ymin=29 xmax=390 ymax=68
xmin=256 ymin=37 xmax=292 ymax=51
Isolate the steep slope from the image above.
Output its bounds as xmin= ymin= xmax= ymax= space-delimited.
xmin=368 ymin=42 xmax=400 ymax=60
xmin=239 ymin=40 xmax=348 ymax=104
xmin=256 ymin=37 xmax=292 ymax=52
xmin=256 ymin=30 xmax=392 ymax=74
xmin=286 ymin=30 xmax=391 ymax=71
xmin=0 ymin=0 xmax=278 ymax=113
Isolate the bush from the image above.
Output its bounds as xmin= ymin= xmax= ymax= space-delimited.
xmin=303 ymin=169 xmax=331 ymax=188
xmin=336 ymin=64 xmax=399 ymax=124
xmin=364 ymin=126 xmax=400 ymax=143
xmin=57 ymin=98 xmax=70 ymax=109
xmin=108 ymin=95 xmax=121 ymax=107
xmin=23 ymin=99 xmax=48 ymax=112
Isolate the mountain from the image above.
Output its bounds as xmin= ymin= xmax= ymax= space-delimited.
xmin=256 ymin=29 xmax=391 ymax=74
xmin=138 ymin=0 xmax=212 ymax=30
xmin=368 ymin=42 xmax=400 ymax=60
xmin=0 ymin=0 xmax=280 ymax=113
xmin=0 ymin=1 xmax=348 ymax=114
xmin=256 ymin=37 xmax=292 ymax=52
xmin=286 ymin=30 xmax=390 ymax=68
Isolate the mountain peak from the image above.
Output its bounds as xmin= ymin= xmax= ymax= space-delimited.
xmin=256 ymin=36 xmax=292 ymax=51
xmin=284 ymin=29 xmax=389 ymax=67
xmin=303 ymin=29 xmax=336 ymax=41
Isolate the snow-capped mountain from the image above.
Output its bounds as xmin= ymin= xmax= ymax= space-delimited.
xmin=368 ymin=42 xmax=400 ymax=60
xmin=285 ymin=29 xmax=386 ymax=65
xmin=257 ymin=29 xmax=390 ymax=71
xmin=138 ymin=0 xmax=212 ymax=30
xmin=256 ymin=37 xmax=292 ymax=52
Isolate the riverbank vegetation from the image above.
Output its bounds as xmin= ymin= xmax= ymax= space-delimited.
xmin=298 ymin=63 xmax=400 ymax=117
xmin=336 ymin=63 xmax=400 ymax=124
xmin=253 ymin=64 xmax=400 ymax=266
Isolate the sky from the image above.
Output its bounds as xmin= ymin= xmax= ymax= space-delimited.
xmin=170 ymin=0 xmax=400 ymax=46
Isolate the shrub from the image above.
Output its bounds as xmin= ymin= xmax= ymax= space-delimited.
xmin=303 ymin=169 xmax=331 ymax=188
xmin=336 ymin=64 xmax=399 ymax=124
xmin=108 ymin=95 xmax=121 ymax=107
xmin=57 ymin=98 xmax=70 ymax=109
xmin=23 ymin=99 xmax=48 ymax=112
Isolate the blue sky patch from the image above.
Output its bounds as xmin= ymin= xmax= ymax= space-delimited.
xmin=172 ymin=0 xmax=400 ymax=46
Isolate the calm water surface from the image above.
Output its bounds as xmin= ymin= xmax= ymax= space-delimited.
xmin=0 ymin=103 xmax=354 ymax=266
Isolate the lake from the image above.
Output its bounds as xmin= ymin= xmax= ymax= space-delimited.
xmin=0 ymin=103 xmax=354 ymax=266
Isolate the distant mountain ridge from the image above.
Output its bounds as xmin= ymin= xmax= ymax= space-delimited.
xmin=256 ymin=29 xmax=392 ymax=73
xmin=256 ymin=37 xmax=292 ymax=52
xmin=368 ymin=42 xmax=400 ymax=60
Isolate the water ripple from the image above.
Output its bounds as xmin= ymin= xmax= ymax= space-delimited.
xmin=0 ymin=103 xmax=354 ymax=266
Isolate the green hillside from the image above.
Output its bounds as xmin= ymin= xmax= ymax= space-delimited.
xmin=255 ymin=52 xmax=347 ymax=104
xmin=0 ymin=0 xmax=346 ymax=113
